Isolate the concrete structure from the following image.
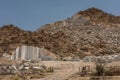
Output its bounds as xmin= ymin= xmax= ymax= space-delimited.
xmin=10 ymin=45 xmax=56 ymax=61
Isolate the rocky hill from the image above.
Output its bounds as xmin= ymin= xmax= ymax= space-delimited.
xmin=1 ymin=8 xmax=120 ymax=58
xmin=78 ymin=7 xmax=120 ymax=24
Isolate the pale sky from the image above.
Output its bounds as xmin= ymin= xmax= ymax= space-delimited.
xmin=0 ymin=0 xmax=120 ymax=31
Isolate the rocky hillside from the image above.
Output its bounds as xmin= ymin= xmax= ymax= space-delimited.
xmin=1 ymin=8 xmax=120 ymax=58
xmin=78 ymin=7 xmax=120 ymax=24
xmin=0 ymin=25 xmax=30 ymax=55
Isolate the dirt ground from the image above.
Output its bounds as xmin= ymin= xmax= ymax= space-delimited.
xmin=0 ymin=61 xmax=120 ymax=80
xmin=68 ymin=75 xmax=120 ymax=80
xmin=0 ymin=75 xmax=16 ymax=80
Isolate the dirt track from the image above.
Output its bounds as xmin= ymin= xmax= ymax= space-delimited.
xmin=33 ymin=61 xmax=95 ymax=80
xmin=32 ymin=61 xmax=79 ymax=80
xmin=40 ymin=64 xmax=75 ymax=80
xmin=26 ymin=61 xmax=120 ymax=80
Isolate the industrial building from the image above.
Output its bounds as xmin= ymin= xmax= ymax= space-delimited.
xmin=10 ymin=45 xmax=57 ymax=61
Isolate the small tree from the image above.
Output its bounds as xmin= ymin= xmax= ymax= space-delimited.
xmin=95 ymin=62 xmax=104 ymax=76
xmin=91 ymin=58 xmax=107 ymax=80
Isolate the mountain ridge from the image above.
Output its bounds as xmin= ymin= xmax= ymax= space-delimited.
xmin=77 ymin=7 xmax=120 ymax=25
xmin=1 ymin=8 xmax=120 ymax=58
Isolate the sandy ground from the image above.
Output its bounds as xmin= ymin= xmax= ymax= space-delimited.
xmin=0 ymin=61 xmax=120 ymax=80
xmin=33 ymin=61 xmax=95 ymax=80
xmin=68 ymin=75 xmax=120 ymax=80
xmin=33 ymin=61 xmax=120 ymax=80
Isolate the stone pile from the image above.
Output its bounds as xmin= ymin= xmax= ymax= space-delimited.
xmin=83 ymin=54 xmax=120 ymax=63
xmin=0 ymin=64 xmax=16 ymax=75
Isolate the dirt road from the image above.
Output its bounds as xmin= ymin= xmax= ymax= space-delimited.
xmin=33 ymin=61 xmax=80 ymax=80
xmin=33 ymin=61 xmax=95 ymax=80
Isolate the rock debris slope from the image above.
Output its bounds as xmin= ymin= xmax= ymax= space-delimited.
xmin=1 ymin=7 xmax=120 ymax=58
